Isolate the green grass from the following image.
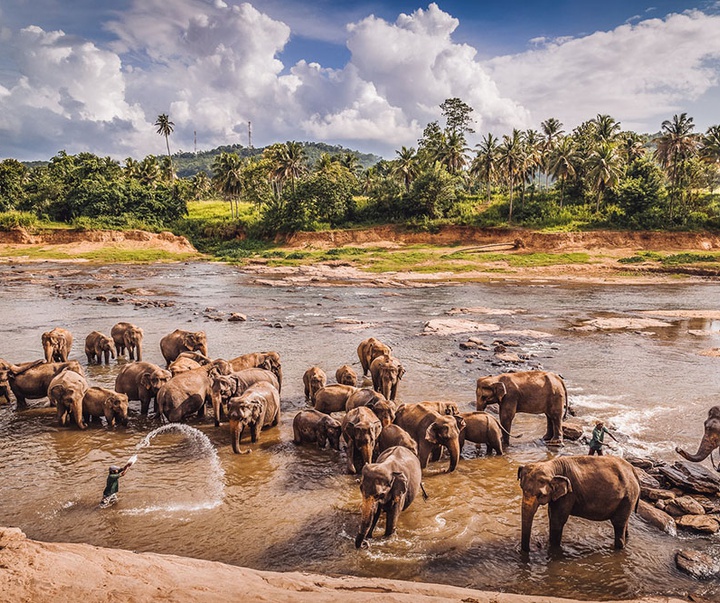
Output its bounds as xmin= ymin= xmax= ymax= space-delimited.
xmin=618 ymin=251 xmax=720 ymax=265
xmin=0 ymin=245 xmax=198 ymax=263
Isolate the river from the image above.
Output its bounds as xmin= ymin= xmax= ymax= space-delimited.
xmin=0 ymin=261 xmax=719 ymax=600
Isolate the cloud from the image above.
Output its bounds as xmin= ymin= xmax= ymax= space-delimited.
xmin=485 ymin=9 xmax=720 ymax=133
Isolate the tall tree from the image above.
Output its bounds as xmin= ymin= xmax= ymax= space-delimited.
xmin=549 ymin=137 xmax=577 ymax=208
xmin=471 ymin=133 xmax=499 ymax=203
xmin=497 ymin=129 xmax=523 ymax=223
xmin=590 ymin=114 xmax=621 ymax=143
xmin=154 ymin=114 xmax=175 ymax=164
xmin=435 ymin=131 xmax=469 ymax=175
xmin=440 ymin=97 xmax=475 ymax=136
xmin=586 ymin=142 xmax=623 ymax=212
xmin=700 ymin=124 xmax=720 ymax=169
xmin=270 ymin=141 xmax=307 ymax=195
xmin=212 ymin=151 xmax=244 ymax=218
xmin=541 ymin=118 xmax=565 ymax=189
xmin=521 ymin=129 xmax=543 ymax=204
xmin=654 ymin=113 xmax=699 ymax=219
xmin=392 ymin=146 xmax=419 ymax=192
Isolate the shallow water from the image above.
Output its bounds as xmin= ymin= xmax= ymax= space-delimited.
xmin=1 ymin=261 xmax=720 ymax=599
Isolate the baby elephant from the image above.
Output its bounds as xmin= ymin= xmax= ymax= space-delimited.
xmin=293 ymin=409 xmax=342 ymax=450
xmin=303 ymin=366 xmax=327 ymax=404
xmin=85 ymin=331 xmax=117 ymax=364
xmin=459 ymin=411 xmax=504 ymax=456
xmin=227 ymin=382 xmax=280 ymax=454
xmin=377 ymin=424 xmax=418 ymax=456
xmin=335 ymin=364 xmax=357 ymax=386
xmin=48 ymin=369 xmax=89 ymax=429
xmin=355 ymin=446 xmax=422 ymax=549
xmin=82 ymin=387 xmax=129 ymax=428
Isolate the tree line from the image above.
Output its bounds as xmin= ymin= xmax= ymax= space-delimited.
xmin=0 ymin=102 xmax=719 ymax=233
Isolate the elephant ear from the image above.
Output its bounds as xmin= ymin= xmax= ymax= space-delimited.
xmin=344 ymin=422 xmax=356 ymax=440
xmin=397 ymin=364 xmax=405 ymax=380
xmin=517 ymin=465 xmax=526 ymax=481
xmin=140 ymin=372 xmax=152 ymax=389
xmin=454 ymin=414 xmax=466 ymax=432
xmin=550 ymin=475 xmax=572 ymax=501
xmin=390 ymin=471 xmax=408 ymax=502
xmin=493 ymin=381 xmax=508 ymax=401
xmin=424 ymin=422 xmax=439 ymax=445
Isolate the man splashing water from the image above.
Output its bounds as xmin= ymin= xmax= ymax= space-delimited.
xmin=100 ymin=455 xmax=137 ymax=508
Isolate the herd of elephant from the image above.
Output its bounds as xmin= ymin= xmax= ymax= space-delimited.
xmin=0 ymin=327 xmax=716 ymax=554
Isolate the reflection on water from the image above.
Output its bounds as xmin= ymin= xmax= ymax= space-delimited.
xmin=1 ymin=262 xmax=720 ymax=599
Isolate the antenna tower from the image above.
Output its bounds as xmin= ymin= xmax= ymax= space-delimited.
xmin=193 ymin=130 xmax=197 ymax=154
xmin=248 ymin=121 xmax=253 ymax=149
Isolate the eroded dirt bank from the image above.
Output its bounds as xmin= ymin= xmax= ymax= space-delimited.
xmin=0 ymin=528 xmax=686 ymax=603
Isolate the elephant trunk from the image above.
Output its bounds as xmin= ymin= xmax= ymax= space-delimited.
xmin=359 ymin=442 xmax=374 ymax=467
xmin=230 ymin=419 xmax=242 ymax=454
xmin=676 ymin=433 xmax=719 ymax=463
xmin=136 ymin=342 xmax=142 ymax=361
xmin=381 ymin=378 xmax=391 ymax=401
xmin=355 ymin=495 xmax=378 ymax=548
xmin=446 ymin=437 xmax=460 ymax=472
xmin=521 ymin=495 xmax=540 ymax=552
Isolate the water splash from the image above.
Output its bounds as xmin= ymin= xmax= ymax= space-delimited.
xmin=129 ymin=423 xmax=225 ymax=513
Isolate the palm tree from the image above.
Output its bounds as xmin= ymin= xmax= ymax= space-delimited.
xmin=435 ymin=131 xmax=469 ymax=175
xmin=700 ymin=125 xmax=720 ymax=168
xmin=338 ymin=152 xmax=361 ymax=176
xmin=271 ymin=141 xmax=307 ymax=195
xmin=154 ymin=114 xmax=175 ymax=162
xmin=212 ymin=152 xmax=244 ymax=218
xmin=549 ymin=137 xmax=577 ymax=208
xmin=138 ymin=156 xmax=161 ymax=187
xmin=654 ymin=113 xmax=699 ymax=218
xmin=191 ymin=171 xmax=211 ymax=200
xmin=159 ymin=156 xmax=175 ymax=182
xmin=521 ymin=129 xmax=543 ymax=204
xmin=315 ymin=153 xmax=333 ymax=173
xmin=541 ymin=118 xmax=565 ymax=188
xmin=619 ymin=132 xmax=646 ymax=166
xmin=590 ymin=114 xmax=621 ymax=143
xmin=586 ymin=142 xmax=623 ymax=212
xmin=471 ymin=133 xmax=499 ymax=203
xmin=497 ymin=129 xmax=523 ymax=223
xmin=123 ymin=157 xmax=140 ymax=179
xmin=360 ymin=166 xmax=378 ymax=195
xmin=392 ymin=146 xmax=419 ymax=192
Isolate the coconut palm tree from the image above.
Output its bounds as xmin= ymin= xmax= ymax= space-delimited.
xmin=212 ymin=152 xmax=244 ymax=218
xmin=700 ymin=124 xmax=720 ymax=168
xmin=360 ymin=166 xmax=378 ymax=195
xmin=619 ymin=132 xmax=646 ymax=166
xmin=392 ymin=146 xmax=419 ymax=192
xmin=435 ymin=131 xmax=469 ymax=175
xmin=497 ymin=129 xmax=523 ymax=223
xmin=586 ymin=142 xmax=623 ymax=212
xmin=654 ymin=113 xmax=699 ymax=218
xmin=521 ymin=129 xmax=543 ymax=204
xmin=191 ymin=171 xmax=211 ymax=200
xmin=549 ymin=137 xmax=577 ymax=208
xmin=271 ymin=141 xmax=307 ymax=195
xmin=138 ymin=156 xmax=161 ymax=188
xmin=590 ymin=114 xmax=621 ymax=143
xmin=541 ymin=118 xmax=565 ymax=188
xmin=154 ymin=114 xmax=175 ymax=162
xmin=123 ymin=157 xmax=140 ymax=180
xmin=471 ymin=133 xmax=499 ymax=203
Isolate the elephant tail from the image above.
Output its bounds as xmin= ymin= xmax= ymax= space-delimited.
xmin=560 ymin=375 xmax=570 ymax=420
xmin=420 ymin=482 xmax=429 ymax=501
xmin=491 ymin=415 xmax=523 ymax=439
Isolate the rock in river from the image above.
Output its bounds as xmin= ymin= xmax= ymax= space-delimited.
xmin=658 ymin=461 xmax=720 ymax=495
xmin=637 ymin=500 xmax=677 ymax=536
xmin=676 ymin=514 xmax=720 ymax=534
xmin=676 ymin=549 xmax=720 ymax=579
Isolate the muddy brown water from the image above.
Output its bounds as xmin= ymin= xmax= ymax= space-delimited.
xmin=1 ymin=261 xmax=720 ymax=599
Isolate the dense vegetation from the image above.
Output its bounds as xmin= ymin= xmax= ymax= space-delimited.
xmin=1 ymin=100 xmax=719 ymax=248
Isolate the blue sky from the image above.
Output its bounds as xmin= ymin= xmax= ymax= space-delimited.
xmin=0 ymin=0 xmax=718 ymax=160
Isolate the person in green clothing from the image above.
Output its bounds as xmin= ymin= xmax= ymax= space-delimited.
xmin=100 ymin=461 xmax=132 ymax=507
xmin=589 ymin=420 xmax=618 ymax=455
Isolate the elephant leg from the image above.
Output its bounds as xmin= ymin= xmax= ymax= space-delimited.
xmin=612 ymin=504 xmax=632 ymax=549
xmin=140 ymin=393 xmax=150 ymax=415
xmin=430 ymin=446 xmax=442 ymax=462
xmin=368 ymin=506 xmax=383 ymax=539
xmin=346 ymin=441 xmax=357 ymax=474
xmin=250 ymin=422 xmax=259 ymax=443
xmin=548 ymin=411 xmax=564 ymax=445
xmin=417 ymin=443 xmax=430 ymax=469
xmin=499 ymin=405 xmax=515 ymax=447
xmin=548 ymin=506 xmax=567 ymax=548
xmin=57 ymin=404 xmax=67 ymax=426
xmin=73 ymin=402 xmax=86 ymax=429
xmin=543 ymin=415 xmax=553 ymax=441
xmin=197 ymin=402 xmax=206 ymax=418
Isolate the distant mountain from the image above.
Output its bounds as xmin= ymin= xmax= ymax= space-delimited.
xmin=173 ymin=141 xmax=382 ymax=178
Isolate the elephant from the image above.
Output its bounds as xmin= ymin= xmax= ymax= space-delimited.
xmin=476 ymin=370 xmax=568 ymax=446
xmin=41 ymin=327 xmax=73 ymax=363
xmin=82 ymin=387 xmax=129 ymax=428
xmin=355 ymin=445 xmax=423 ymax=549
xmin=0 ymin=358 xmax=40 ymax=402
xmin=314 ymin=384 xmax=358 ymax=414
xmin=156 ymin=361 xmax=230 ymax=425
xmin=84 ymin=331 xmax=116 ymax=364
xmin=114 ymin=361 xmax=172 ymax=415
xmin=110 ymin=322 xmax=144 ymax=361
xmin=357 ymin=337 xmax=392 ymax=376
xmin=336 ymin=364 xmax=357 ymax=386
xmin=413 ymin=401 xmax=460 ymax=416
xmin=676 ymin=405 xmax=720 ymax=468
xmin=160 ymin=329 xmax=208 ymax=366
xmin=212 ymin=368 xmax=280 ymax=412
xmin=367 ymin=398 xmax=396 ymax=427
xmin=395 ymin=403 xmax=465 ymax=472
xmin=341 ymin=406 xmax=382 ymax=474
xmin=48 ymin=369 xmax=89 ymax=428
xmin=168 ymin=351 xmax=212 ymax=375
xmin=227 ymin=381 xmax=280 ymax=454
xmin=377 ymin=424 xmax=418 ymax=456
xmin=370 ymin=354 xmax=405 ymax=401
xmin=303 ymin=366 xmax=327 ymax=404
xmin=7 ymin=360 xmax=84 ymax=409
xmin=345 ymin=387 xmax=388 ymax=411
xmin=230 ymin=351 xmax=283 ymax=393
xmin=518 ymin=456 xmax=640 ymax=552
xmin=458 ymin=411 xmax=504 ymax=456
xmin=292 ymin=409 xmax=342 ymax=450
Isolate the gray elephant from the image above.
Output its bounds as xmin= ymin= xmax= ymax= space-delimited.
xmin=227 ymin=381 xmax=280 ymax=454
xmin=476 ymin=370 xmax=568 ymax=446
xmin=0 ymin=359 xmax=43 ymax=403
xmin=518 ymin=456 xmax=640 ymax=552
xmin=41 ymin=327 xmax=73 ymax=363
xmin=459 ymin=411 xmax=504 ymax=456
xmin=676 ymin=405 xmax=720 ymax=468
xmin=156 ymin=361 xmax=229 ymax=425
xmin=111 ymin=322 xmax=144 ymax=361
xmin=292 ymin=409 xmax=342 ymax=450
xmin=345 ymin=387 xmax=388 ymax=411
xmin=395 ymin=403 xmax=465 ymax=472
xmin=160 ymin=329 xmax=208 ymax=366
xmin=229 ymin=351 xmax=282 ymax=392
xmin=114 ymin=361 xmax=172 ymax=414
xmin=303 ymin=366 xmax=327 ymax=404
xmin=212 ymin=368 xmax=280 ymax=413
xmin=8 ymin=360 xmax=84 ymax=409
xmin=377 ymin=424 xmax=418 ymax=456
xmin=341 ymin=406 xmax=382 ymax=474
xmin=355 ymin=446 xmax=422 ymax=549
xmin=168 ymin=351 xmax=212 ymax=375
xmin=314 ymin=384 xmax=358 ymax=414
xmin=84 ymin=331 xmax=117 ymax=364
xmin=49 ymin=369 xmax=89 ymax=428
xmin=82 ymin=387 xmax=129 ymax=428
xmin=336 ymin=364 xmax=357 ymax=386
xmin=370 ymin=354 xmax=404 ymax=401
xmin=357 ymin=337 xmax=392 ymax=376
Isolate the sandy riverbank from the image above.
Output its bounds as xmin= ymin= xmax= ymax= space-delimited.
xmin=0 ymin=527 xmax=688 ymax=603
